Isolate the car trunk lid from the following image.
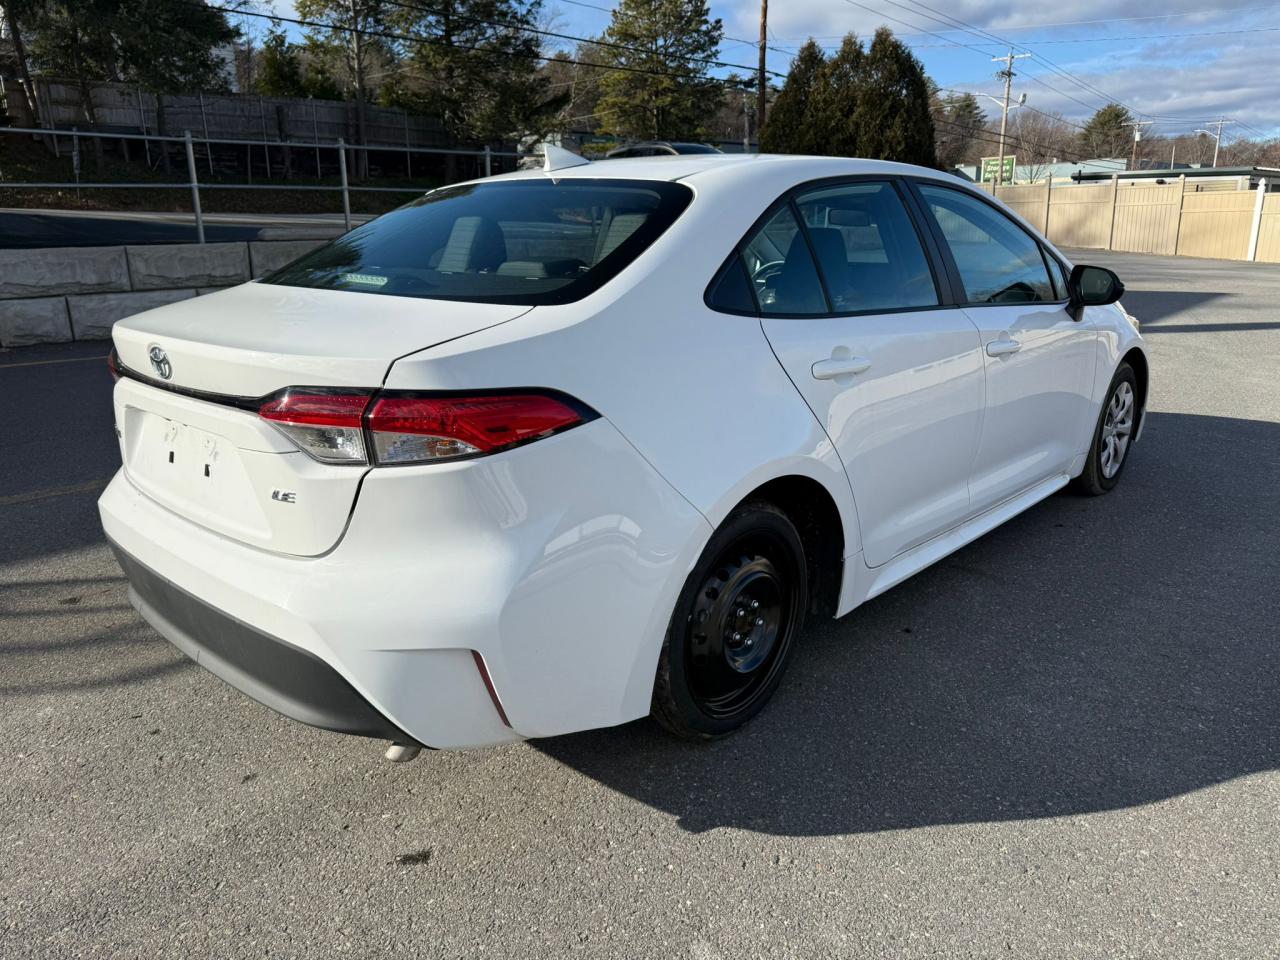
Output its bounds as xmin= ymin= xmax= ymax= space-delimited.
xmin=111 ymin=283 xmax=530 ymax=556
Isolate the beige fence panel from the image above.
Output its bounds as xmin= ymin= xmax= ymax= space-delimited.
xmin=1111 ymin=183 xmax=1182 ymax=256
xmin=890 ymin=176 xmax=1273 ymax=262
xmin=1177 ymin=191 xmax=1256 ymax=260
xmin=1255 ymin=194 xmax=1280 ymax=264
xmin=1047 ymin=181 xmax=1115 ymax=249
xmin=993 ymin=184 xmax=1049 ymax=234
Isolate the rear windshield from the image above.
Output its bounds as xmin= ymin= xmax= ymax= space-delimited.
xmin=262 ymin=178 xmax=693 ymax=305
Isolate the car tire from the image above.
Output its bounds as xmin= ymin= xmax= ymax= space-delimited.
xmin=1074 ymin=362 xmax=1138 ymax=496
xmin=652 ymin=501 xmax=807 ymax=740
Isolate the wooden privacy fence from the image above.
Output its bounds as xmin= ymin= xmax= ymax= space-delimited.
xmin=977 ymin=177 xmax=1280 ymax=264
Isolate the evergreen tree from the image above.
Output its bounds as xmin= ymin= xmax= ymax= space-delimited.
xmin=594 ymin=0 xmax=724 ymax=140
xmin=19 ymin=0 xmax=238 ymax=94
xmin=849 ymin=28 xmax=934 ymax=165
xmin=759 ymin=39 xmax=823 ymax=154
xmin=114 ymin=0 xmax=238 ymax=91
xmin=1080 ymin=103 xmax=1134 ymax=158
xmin=805 ymin=34 xmax=865 ymax=156
xmin=14 ymin=0 xmax=237 ymax=164
xmin=933 ymin=91 xmax=986 ymax=169
xmin=388 ymin=0 xmax=564 ymax=145
xmin=256 ymin=28 xmax=307 ymax=98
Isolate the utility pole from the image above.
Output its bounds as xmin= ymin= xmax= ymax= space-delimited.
xmin=1193 ymin=120 xmax=1234 ymax=168
xmin=1125 ymin=119 xmax=1154 ymax=170
xmin=992 ymin=49 xmax=1031 ymax=186
xmin=757 ymin=0 xmax=768 ymax=134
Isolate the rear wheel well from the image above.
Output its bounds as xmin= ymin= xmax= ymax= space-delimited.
xmin=1121 ymin=347 xmax=1149 ymax=432
xmin=734 ymin=476 xmax=844 ymax=619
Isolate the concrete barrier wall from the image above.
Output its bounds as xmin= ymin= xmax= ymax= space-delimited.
xmin=0 ymin=239 xmax=326 ymax=347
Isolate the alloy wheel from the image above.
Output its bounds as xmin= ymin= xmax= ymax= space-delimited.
xmin=1099 ymin=380 xmax=1135 ymax=479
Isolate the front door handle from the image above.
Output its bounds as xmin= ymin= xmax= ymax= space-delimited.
xmin=812 ymin=356 xmax=872 ymax=380
xmin=986 ymin=337 xmax=1022 ymax=358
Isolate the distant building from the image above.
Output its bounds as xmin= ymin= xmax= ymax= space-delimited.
xmin=1070 ymin=166 xmax=1280 ymax=191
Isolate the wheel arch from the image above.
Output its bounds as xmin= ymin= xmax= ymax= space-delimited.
xmin=1121 ymin=346 xmax=1150 ymax=434
xmin=725 ymin=474 xmax=847 ymax=619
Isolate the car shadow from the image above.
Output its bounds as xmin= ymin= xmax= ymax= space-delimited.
xmin=536 ymin=411 xmax=1280 ymax=836
xmin=1117 ymin=289 xmax=1229 ymax=327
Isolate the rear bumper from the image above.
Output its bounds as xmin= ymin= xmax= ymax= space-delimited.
xmin=109 ymin=539 xmax=419 ymax=745
xmin=99 ymin=416 xmax=711 ymax=750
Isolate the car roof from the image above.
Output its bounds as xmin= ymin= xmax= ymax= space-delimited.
xmin=482 ymin=153 xmax=958 ymax=187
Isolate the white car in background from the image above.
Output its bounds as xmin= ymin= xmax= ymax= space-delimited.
xmin=100 ymin=150 xmax=1148 ymax=757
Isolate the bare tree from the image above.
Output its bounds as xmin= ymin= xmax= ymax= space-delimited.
xmin=1005 ymin=108 xmax=1077 ymax=181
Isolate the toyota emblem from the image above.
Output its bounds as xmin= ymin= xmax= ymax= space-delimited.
xmin=148 ymin=344 xmax=172 ymax=380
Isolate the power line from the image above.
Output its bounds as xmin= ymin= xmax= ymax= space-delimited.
xmin=214 ymin=5 xmax=762 ymax=87
xmin=886 ymin=0 xmax=1153 ymax=121
xmin=769 ymin=5 xmax=1277 ymax=42
xmin=860 ymin=0 xmax=1152 ymax=124
xmin=932 ymin=116 xmax=1090 ymax=165
xmin=920 ymin=5 xmax=1276 ymax=34
xmin=974 ymin=26 xmax=1280 ymax=45
xmin=936 ymin=87 xmax=1089 ymax=131
xmin=835 ymin=0 xmax=1004 ymax=57
xmin=379 ymin=0 xmax=785 ymax=77
xmin=854 ymin=0 xmax=1152 ymax=124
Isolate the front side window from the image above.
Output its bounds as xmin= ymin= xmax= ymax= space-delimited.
xmin=794 ymin=181 xmax=938 ymax=313
xmin=917 ymin=184 xmax=1054 ymax=304
xmin=1044 ymin=252 xmax=1068 ymax=300
xmin=739 ymin=205 xmax=828 ymax=315
xmin=263 ymin=179 xmax=692 ymax=305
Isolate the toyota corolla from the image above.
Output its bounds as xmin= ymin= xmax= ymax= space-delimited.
xmin=100 ymin=150 xmax=1148 ymax=758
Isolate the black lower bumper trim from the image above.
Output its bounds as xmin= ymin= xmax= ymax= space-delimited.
xmin=108 ymin=539 xmax=422 ymax=746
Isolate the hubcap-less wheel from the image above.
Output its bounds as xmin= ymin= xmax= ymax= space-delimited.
xmin=1099 ymin=380 xmax=1134 ymax=479
xmin=684 ymin=534 xmax=800 ymax=721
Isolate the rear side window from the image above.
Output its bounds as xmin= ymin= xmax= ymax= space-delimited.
xmin=263 ymin=179 xmax=692 ymax=305
xmin=917 ymin=184 xmax=1054 ymax=304
xmin=794 ymin=181 xmax=938 ymax=313
xmin=739 ymin=205 xmax=828 ymax=315
xmin=706 ymin=256 xmax=757 ymax=314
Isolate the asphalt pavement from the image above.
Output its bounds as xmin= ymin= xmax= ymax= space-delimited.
xmin=1 ymin=250 xmax=1277 ymax=958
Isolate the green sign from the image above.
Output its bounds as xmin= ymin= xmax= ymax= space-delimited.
xmin=980 ymin=155 xmax=1016 ymax=183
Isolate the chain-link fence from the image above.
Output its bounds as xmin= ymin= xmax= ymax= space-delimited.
xmin=0 ymin=125 xmax=526 ymax=241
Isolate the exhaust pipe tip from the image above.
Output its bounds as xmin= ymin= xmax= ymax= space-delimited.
xmin=384 ymin=742 xmax=422 ymax=763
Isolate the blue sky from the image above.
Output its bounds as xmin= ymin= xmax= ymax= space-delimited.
xmin=271 ymin=1 xmax=1280 ymax=141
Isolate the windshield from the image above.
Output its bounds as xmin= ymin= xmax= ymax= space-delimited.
xmin=262 ymin=178 xmax=693 ymax=305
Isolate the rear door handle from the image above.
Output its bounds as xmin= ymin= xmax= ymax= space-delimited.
xmin=985 ymin=337 xmax=1022 ymax=358
xmin=812 ymin=356 xmax=872 ymax=380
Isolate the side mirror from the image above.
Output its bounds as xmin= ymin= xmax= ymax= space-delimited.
xmin=1068 ymin=264 xmax=1125 ymax=312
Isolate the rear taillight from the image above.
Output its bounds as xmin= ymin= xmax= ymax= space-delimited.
xmin=367 ymin=393 xmax=586 ymax=464
xmin=107 ymin=349 xmax=121 ymax=381
xmin=259 ymin=389 xmax=591 ymax=466
xmin=259 ymin=390 xmax=371 ymax=464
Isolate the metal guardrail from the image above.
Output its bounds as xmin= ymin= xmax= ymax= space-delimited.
xmin=0 ymin=125 xmax=527 ymax=241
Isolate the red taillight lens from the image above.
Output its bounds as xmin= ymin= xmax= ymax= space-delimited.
xmin=258 ymin=388 xmax=591 ymax=466
xmin=259 ymin=390 xmax=371 ymax=464
xmin=107 ymin=349 xmax=121 ymax=381
xmin=367 ymin=393 xmax=585 ymax=464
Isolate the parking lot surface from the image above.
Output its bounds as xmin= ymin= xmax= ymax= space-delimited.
xmin=2 ymin=250 xmax=1277 ymax=958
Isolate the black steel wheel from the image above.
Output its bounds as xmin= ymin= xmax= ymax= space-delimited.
xmin=652 ymin=501 xmax=807 ymax=739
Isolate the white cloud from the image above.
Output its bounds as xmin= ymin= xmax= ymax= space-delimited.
xmin=710 ymin=0 xmax=1279 ymax=136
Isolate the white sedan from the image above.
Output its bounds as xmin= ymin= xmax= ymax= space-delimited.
xmin=99 ymin=150 xmax=1148 ymax=756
